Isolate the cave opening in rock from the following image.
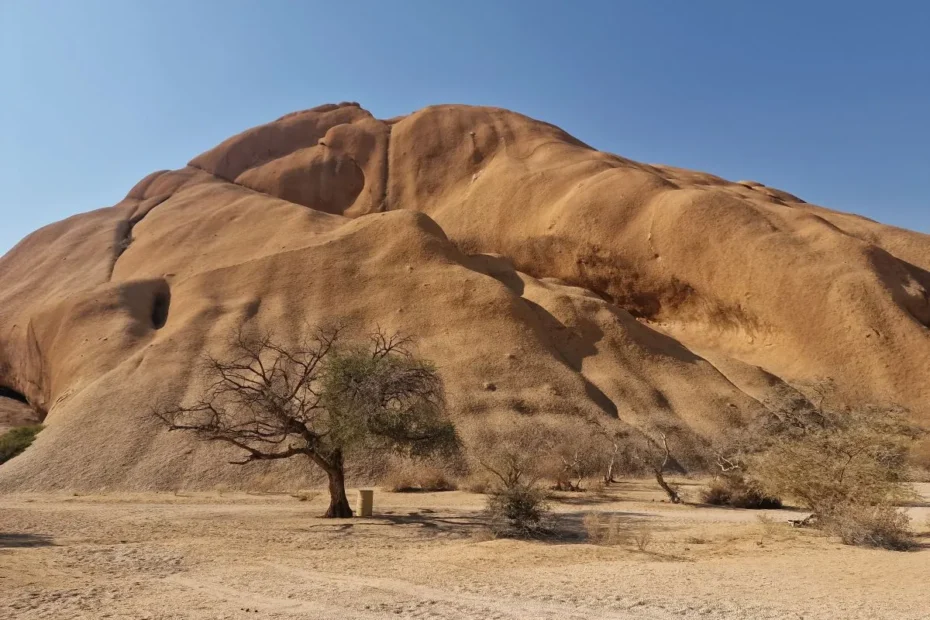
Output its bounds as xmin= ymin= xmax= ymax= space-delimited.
xmin=152 ymin=290 xmax=170 ymax=330
xmin=0 ymin=386 xmax=29 ymax=405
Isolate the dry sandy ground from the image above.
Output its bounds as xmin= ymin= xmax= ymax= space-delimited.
xmin=2 ymin=481 xmax=928 ymax=620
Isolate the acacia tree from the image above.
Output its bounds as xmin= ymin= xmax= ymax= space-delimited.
xmin=751 ymin=401 xmax=921 ymax=518
xmin=153 ymin=327 xmax=458 ymax=517
xmin=707 ymin=381 xmax=924 ymax=546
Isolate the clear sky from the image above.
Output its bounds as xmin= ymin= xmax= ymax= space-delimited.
xmin=2 ymin=1 xmax=928 ymax=255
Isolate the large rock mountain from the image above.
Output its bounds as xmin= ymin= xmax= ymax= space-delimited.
xmin=1 ymin=102 xmax=928 ymax=490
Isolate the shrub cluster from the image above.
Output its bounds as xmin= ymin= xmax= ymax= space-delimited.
xmin=382 ymin=460 xmax=457 ymax=492
xmin=700 ymin=477 xmax=782 ymax=509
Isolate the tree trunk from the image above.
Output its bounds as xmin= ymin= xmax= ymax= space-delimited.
xmin=322 ymin=452 xmax=353 ymax=518
xmin=604 ymin=453 xmax=617 ymax=484
xmin=654 ymin=469 xmax=682 ymax=504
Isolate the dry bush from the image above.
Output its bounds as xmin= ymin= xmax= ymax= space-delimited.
xmin=544 ymin=417 xmax=614 ymax=491
xmin=583 ymin=512 xmax=629 ymax=546
xmin=460 ymin=471 xmax=494 ymax=494
xmin=701 ymin=477 xmax=782 ymax=509
xmin=462 ymin=414 xmax=555 ymax=538
xmin=382 ymin=459 xmax=457 ymax=492
xmin=909 ymin=436 xmax=930 ymax=481
xmin=822 ymin=504 xmax=917 ymax=551
xmin=463 ymin=412 xmax=677 ymax=496
xmin=700 ymin=481 xmax=732 ymax=506
xmin=463 ymin=413 xmax=610 ymax=490
xmin=461 ymin=413 xmax=555 ymax=490
xmin=633 ymin=528 xmax=653 ymax=552
xmin=755 ymin=513 xmax=782 ymax=542
xmin=587 ymin=417 xmax=669 ymax=482
xmin=462 ymin=413 xmax=635 ymax=493
xmin=586 ymin=478 xmax=607 ymax=495
xmin=470 ymin=528 xmax=496 ymax=542
xmin=586 ymin=416 xmax=695 ymax=502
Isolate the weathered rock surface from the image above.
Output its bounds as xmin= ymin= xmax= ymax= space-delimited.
xmin=1 ymin=102 xmax=927 ymax=489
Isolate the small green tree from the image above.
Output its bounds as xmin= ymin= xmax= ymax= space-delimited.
xmin=153 ymin=328 xmax=457 ymax=517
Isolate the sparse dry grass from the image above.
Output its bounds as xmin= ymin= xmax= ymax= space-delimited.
xmin=583 ymin=512 xmax=630 ymax=546
xmin=753 ymin=513 xmax=790 ymax=546
xmin=755 ymin=513 xmax=778 ymax=535
xmin=289 ymin=490 xmax=319 ymax=502
xmin=1 ymin=481 xmax=928 ymax=619
xmin=459 ymin=472 xmax=494 ymax=494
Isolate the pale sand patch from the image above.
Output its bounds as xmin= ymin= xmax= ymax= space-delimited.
xmin=1 ymin=481 xmax=928 ymax=619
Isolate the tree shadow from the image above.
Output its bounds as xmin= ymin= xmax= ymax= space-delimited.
xmin=0 ymin=532 xmax=54 ymax=548
xmin=898 ymin=531 xmax=930 ymax=552
xmin=686 ymin=501 xmax=791 ymax=512
xmin=306 ymin=508 xmax=660 ymax=544
xmin=299 ymin=510 xmax=490 ymax=540
xmin=552 ymin=493 xmax=631 ymax=506
xmin=364 ymin=511 xmax=487 ymax=536
xmin=554 ymin=510 xmax=669 ymax=538
xmin=295 ymin=506 xmax=699 ymax=561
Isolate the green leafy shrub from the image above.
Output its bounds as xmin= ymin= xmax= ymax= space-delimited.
xmin=486 ymin=483 xmax=551 ymax=538
xmin=0 ymin=425 xmax=43 ymax=464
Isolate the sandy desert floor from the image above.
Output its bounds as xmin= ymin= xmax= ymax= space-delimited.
xmin=1 ymin=480 xmax=928 ymax=620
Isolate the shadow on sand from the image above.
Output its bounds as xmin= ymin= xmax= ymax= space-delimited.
xmin=0 ymin=532 xmax=54 ymax=548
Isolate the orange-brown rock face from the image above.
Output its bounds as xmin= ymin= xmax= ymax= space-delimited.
xmin=1 ymin=102 xmax=928 ymax=490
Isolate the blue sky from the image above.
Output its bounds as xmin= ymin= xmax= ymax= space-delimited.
xmin=2 ymin=1 xmax=928 ymax=255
